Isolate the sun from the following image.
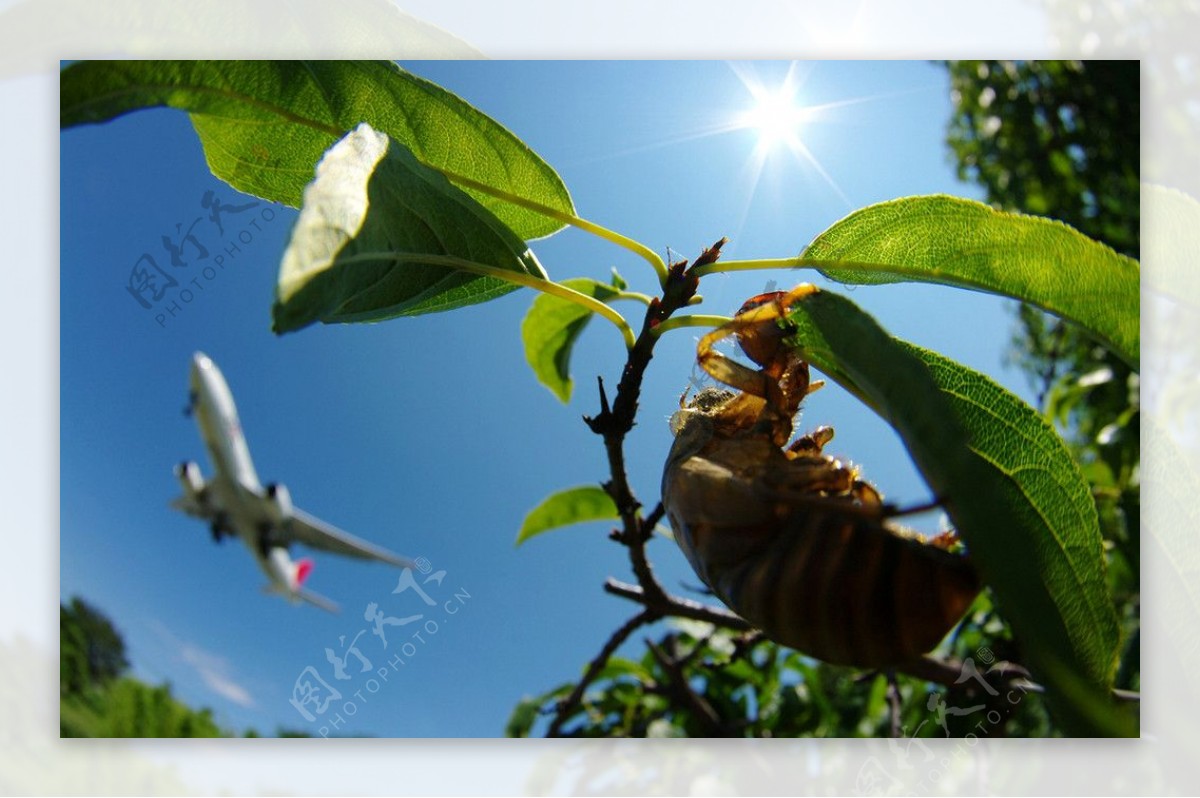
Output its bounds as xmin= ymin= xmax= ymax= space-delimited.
xmin=726 ymin=61 xmax=853 ymax=212
xmin=732 ymin=62 xmax=813 ymax=153
xmin=740 ymin=83 xmax=811 ymax=151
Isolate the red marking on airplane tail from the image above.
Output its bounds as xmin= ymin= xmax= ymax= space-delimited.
xmin=294 ymin=558 xmax=314 ymax=587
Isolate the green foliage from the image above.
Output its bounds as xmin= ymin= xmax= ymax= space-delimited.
xmin=521 ymin=277 xmax=625 ymax=402
xmin=59 ymin=60 xmax=573 ymax=240
xmin=804 ymin=194 xmax=1139 ymax=366
xmin=506 ymin=620 xmax=1057 ymax=738
xmin=59 ymin=597 xmax=228 ymax=738
xmin=516 ymin=485 xmax=620 ymax=546
xmin=61 ymin=678 xmax=225 ymax=738
xmin=60 ymin=596 xmax=129 ymax=694
xmin=273 ymin=123 xmax=546 ymax=333
xmin=945 ymin=61 xmax=1138 ymax=258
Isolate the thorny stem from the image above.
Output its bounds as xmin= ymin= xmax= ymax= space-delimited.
xmin=582 ymin=239 xmax=723 ymax=603
xmin=543 ymin=240 xmax=729 ymax=736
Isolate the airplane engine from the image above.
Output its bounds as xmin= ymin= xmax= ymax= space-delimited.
xmin=175 ymin=460 xmax=205 ymax=501
xmin=265 ymin=482 xmax=293 ymax=526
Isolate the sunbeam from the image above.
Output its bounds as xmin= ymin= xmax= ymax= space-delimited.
xmin=728 ymin=61 xmax=853 ymax=212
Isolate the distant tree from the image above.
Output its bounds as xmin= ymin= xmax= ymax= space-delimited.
xmin=277 ymin=728 xmax=316 ymax=737
xmin=946 ymin=61 xmax=1138 ymax=256
xmin=60 ymin=597 xmax=129 ymax=693
xmin=60 ymin=595 xmax=226 ymax=738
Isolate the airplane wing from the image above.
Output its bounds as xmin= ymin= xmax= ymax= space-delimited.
xmin=284 ymin=507 xmax=415 ymax=568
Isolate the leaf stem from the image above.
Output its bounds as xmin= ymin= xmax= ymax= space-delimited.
xmin=338 ymin=252 xmax=636 ymax=348
xmin=614 ymin=290 xmax=655 ymax=306
xmin=651 ymin=314 xmax=732 ymax=337
xmin=437 ymin=168 xmax=670 ymax=285
xmin=689 ymin=257 xmax=808 ymax=278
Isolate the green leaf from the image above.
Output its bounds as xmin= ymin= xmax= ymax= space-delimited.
xmin=505 ymin=682 xmax=573 ymax=738
xmin=517 ymin=485 xmax=619 ymax=546
xmin=594 ymin=657 xmax=654 ymax=684
xmin=779 ymin=288 xmax=1121 ymax=732
xmin=60 ymin=60 xmax=573 ymax=241
xmin=273 ymin=124 xmax=545 ymax=333
xmin=802 ymin=195 xmax=1140 ymax=367
xmin=609 ymin=267 xmax=628 ymax=291
xmin=521 ymin=278 xmax=622 ymax=403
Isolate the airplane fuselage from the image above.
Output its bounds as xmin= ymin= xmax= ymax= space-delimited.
xmin=183 ymin=353 xmax=316 ymax=604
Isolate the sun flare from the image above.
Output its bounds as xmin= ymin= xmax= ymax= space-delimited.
xmin=727 ymin=61 xmax=852 ymax=213
xmin=741 ymin=84 xmax=810 ymax=150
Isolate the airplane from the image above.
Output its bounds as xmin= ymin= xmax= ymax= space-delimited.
xmin=171 ymin=351 xmax=414 ymax=612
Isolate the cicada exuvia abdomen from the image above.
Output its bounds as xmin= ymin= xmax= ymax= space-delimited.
xmin=662 ymin=286 xmax=981 ymax=668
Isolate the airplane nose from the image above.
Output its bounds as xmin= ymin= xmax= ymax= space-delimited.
xmin=189 ymin=352 xmax=213 ymax=399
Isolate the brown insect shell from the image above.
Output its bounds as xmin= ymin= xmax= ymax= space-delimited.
xmin=664 ymin=389 xmax=854 ymax=588
xmin=663 ymin=387 xmax=981 ymax=668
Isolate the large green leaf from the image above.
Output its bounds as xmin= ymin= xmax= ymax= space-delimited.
xmin=59 ymin=60 xmax=573 ymax=240
xmin=517 ymin=486 xmax=619 ymax=546
xmin=274 ymin=124 xmax=544 ymax=332
xmin=778 ymin=287 xmax=1122 ymax=732
xmin=802 ymin=195 xmax=1140 ymax=367
xmin=521 ymin=277 xmax=622 ymax=403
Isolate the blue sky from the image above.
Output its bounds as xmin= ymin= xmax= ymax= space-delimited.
xmin=60 ymin=60 xmax=1032 ymax=738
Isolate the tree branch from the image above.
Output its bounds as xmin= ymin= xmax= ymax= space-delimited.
xmin=646 ymin=636 xmax=733 ymax=736
xmin=604 ymin=579 xmax=752 ymax=631
xmin=583 ymin=241 xmax=719 ymax=605
xmin=546 ymin=609 xmax=657 ymax=737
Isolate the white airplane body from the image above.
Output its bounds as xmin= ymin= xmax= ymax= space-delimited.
xmin=171 ymin=352 xmax=413 ymax=612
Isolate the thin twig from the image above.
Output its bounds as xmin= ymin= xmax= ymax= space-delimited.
xmin=604 ymin=579 xmax=752 ymax=631
xmin=646 ymin=636 xmax=731 ymax=736
xmin=886 ymin=669 xmax=902 ymax=738
xmin=546 ymin=609 xmax=658 ymax=737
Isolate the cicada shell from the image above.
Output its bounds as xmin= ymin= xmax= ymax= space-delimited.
xmin=661 ymin=286 xmax=980 ymax=668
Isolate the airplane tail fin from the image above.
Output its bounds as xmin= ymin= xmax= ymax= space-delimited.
xmin=261 ymin=557 xmax=340 ymax=613
xmin=261 ymin=583 xmax=341 ymax=613
xmin=296 ymin=588 xmax=340 ymax=614
xmin=289 ymin=558 xmax=338 ymax=612
xmin=294 ymin=557 xmax=314 ymax=588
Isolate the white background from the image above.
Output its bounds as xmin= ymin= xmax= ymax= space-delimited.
xmin=3 ymin=0 xmax=1196 ymax=793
